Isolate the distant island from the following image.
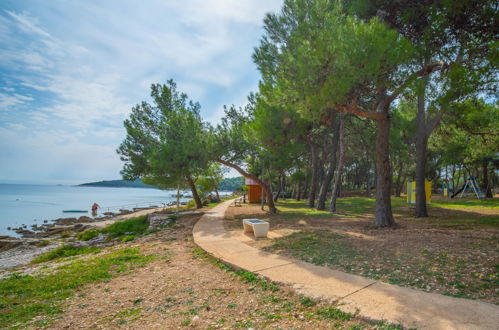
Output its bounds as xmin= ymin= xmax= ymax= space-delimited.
xmin=78 ymin=179 xmax=154 ymax=188
xmin=78 ymin=177 xmax=244 ymax=191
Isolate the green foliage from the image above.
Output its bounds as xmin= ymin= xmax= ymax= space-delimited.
xmin=315 ymin=306 xmax=352 ymax=320
xmin=218 ymin=176 xmax=244 ymax=191
xmin=100 ymin=215 xmax=149 ymax=238
xmin=0 ymin=248 xmax=154 ymax=328
xmin=32 ymin=245 xmax=101 ymax=263
xmin=121 ymin=235 xmax=136 ymax=242
xmin=118 ymin=79 xmax=210 ymax=208
xmin=198 ymin=163 xmax=225 ymax=197
xmin=36 ymin=240 xmax=50 ymax=247
xmin=76 ymin=228 xmax=100 ymax=241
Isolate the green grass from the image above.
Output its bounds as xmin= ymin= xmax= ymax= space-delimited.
xmin=265 ymin=229 xmax=498 ymax=303
xmin=266 ymin=231 xmax=358 ymax=267
xmin=101 ymin=215 xmax=149 ymax=238
xmin=77 ymin=215 xmax=151 ymax=243
xmin=272 ymin=197 xmax=498 ymax=228
xmin=0 ymin=248 xmax=155 ymax=328
xmin=31 ymin=245 xmax=101 ymax=264
xmin=76 ymin=228 xmax=100 ymax=241
xmin=431 ymin=198 xmax=499 ymax=210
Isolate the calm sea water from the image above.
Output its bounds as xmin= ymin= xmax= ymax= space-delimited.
xmin=0 ymin=184 xmax=193 ymax=237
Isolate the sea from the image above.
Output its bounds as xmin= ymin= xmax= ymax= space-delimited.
xmin=0 ymin=184 xmax=197 ymax=237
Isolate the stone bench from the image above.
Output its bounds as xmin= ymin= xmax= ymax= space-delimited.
xmin=233 ymin=197 xmax=243 ymax=207
xmin=243 ymin=219 xmax=269 ymax=238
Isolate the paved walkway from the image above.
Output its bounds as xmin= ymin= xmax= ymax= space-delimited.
xmin=193 ymin=200 xmax=499 ymax=330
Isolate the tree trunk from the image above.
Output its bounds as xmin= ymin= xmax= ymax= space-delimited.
xmin=176 ymin=184 xmax=180 ymax=214
xmin=308 ymin=138 xmax=320 ymax=208
xmin=282 ymin=174 xmax=286 ymax=199
xmin=302 ymin=174 xmax=309 ymax=199
xmin=317 ymin=118 xmax=341 ymax=210
xmin=187 ymin=175 xmax=203 ymax=209
xmin=483 ymin=159 xmax=493 ymax=198
xmin=374 ymin=115 xmax=395 ymax=227
xmin=296 ymin=183 xmax=301 ymax=201
xmin=215 ymin=189 xmax=220 ymax=202
xmin=415 ymin=88 xmax=429 ymax=217
xmin=394 ymin=159 xmax=404 ymax=197
xmin=216 ymin=159 xmax=277 ymax=213
xmin=275 ymin=172 xmax=282 ymax=202
xmin=396 ymin=174 xmax=406 ymax=197
xmin=330 ymin=118 xmax=346 ymax=212
xmin=365 ymin=162 xmax=371 ymax=197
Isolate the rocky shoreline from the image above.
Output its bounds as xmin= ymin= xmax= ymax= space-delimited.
xmin=0 ymin=201 xmax=191 ymax=272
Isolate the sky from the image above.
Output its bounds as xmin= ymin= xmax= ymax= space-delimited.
xmin=0 ymin=0 xmax=283 ymax=184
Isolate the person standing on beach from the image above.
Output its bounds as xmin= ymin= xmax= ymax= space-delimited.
xmin=91 ymin=202 xmax=100 ymax=216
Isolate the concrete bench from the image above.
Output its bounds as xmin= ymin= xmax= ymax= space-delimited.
xmin=243 ymin=219 xmax=269 ymax=238
xmin=234 ymin=197 xmax=242 ymax=207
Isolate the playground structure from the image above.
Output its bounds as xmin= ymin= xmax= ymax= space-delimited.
xmin=451 ymin=176 xmax=485 ymax=199
xmin=406 ymin=180 xmax=432 ymax=204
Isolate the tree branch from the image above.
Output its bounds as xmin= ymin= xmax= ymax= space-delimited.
xmin=387 ymin=62 xmax=445 ymax=104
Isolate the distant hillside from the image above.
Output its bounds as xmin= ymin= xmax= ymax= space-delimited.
xmin=218 ymin=176 xmax=244 ymax=191
xmin=78 ymin=179 xmax=155 ymax=188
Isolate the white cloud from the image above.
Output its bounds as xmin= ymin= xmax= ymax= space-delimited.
xmin=0 ymin=1 xmax=284 ymax=183
xmin=0 ymin=92 xmax=33 ymax=110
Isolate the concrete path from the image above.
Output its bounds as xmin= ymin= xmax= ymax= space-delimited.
xmin=193 ymin=200 xmax=499 ymax=330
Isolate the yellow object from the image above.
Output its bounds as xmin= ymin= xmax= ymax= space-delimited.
xmin=443 ymin=187 xmax=448 ymax=197
xmin=407 ymin=181 xmax=431 ymax=204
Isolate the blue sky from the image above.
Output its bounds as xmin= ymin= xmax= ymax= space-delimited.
xmin=0 ymin=0 xmax=282 ymax=184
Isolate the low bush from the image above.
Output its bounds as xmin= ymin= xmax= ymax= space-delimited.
xmin=76 ymin=229 xmax=100 ymax=241
xmin=36 ymin=240 xmax=50 ymax=247
xmin=121 ymin=235 xmax=135 ymax=242
xmin=32 ymin=245 xmax=101 ymax=263
xmin=100 ymin=215 xmax=149 ymax=238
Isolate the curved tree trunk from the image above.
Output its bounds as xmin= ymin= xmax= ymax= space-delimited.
xmin=216 ymin=159 xmax=277 ymax=213
xmin=374 ymin=115 xmax=395 ymax=227
xmin=330 ymin=117 xmax=346 ymax=212
xmin=317 ymin=118 xmax=341 ymax=210
xmin=187 ymin=175 xmax=203 ymax=209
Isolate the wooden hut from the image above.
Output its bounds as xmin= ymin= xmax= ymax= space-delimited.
xmin=245 ymin=178 xmax=266 ymax=203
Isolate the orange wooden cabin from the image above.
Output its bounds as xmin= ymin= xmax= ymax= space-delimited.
xmin=245 ymin=178 xmax=267 ymax=203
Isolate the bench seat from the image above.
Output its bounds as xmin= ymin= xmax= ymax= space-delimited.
xmin=243 ymin=219 xmax=269 ymax=238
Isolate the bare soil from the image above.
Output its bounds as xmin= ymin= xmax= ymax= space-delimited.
xmin=33 ymin=213 xmax=373 ymax=329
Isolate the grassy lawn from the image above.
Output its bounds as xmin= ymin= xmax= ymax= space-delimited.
xmin=227 ymin=197 xmax=498 ymax=304
xmin=273 ymin=196 xmax=498 ymax=228
xmin=0 ymin=248 xmax=155 ymax=328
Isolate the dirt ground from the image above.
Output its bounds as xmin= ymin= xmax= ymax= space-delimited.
xmin=224 ymin=202 xmax=499 ymax=304
xmin=33 ymin=213 xmax=372 ymax=329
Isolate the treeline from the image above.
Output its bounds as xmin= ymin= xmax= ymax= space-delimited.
xmin=218 ymin=177 xmax=244 ymax=192
xmin=118 ymin=0 xmax=497 ymax=227
xmin=78 ymin=179 xmax=153 ymax=188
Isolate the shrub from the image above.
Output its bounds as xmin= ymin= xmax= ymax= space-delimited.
xmin=77 ymin=229 xmax=100 ymax=241
xmin=36 ymin=240 xmax=50 ymax=247
xmin=59 ymin=231 xmax=73 ymax=238
xmin=100 ymin=216 xmax=148 ymax=238
xmin=32 ymin=245 xmax=101 ymax=263
xmin=121 ymin=235 xmax=135 ymax=242
xmin=186 ymin=200 xmax=196 ymax=208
